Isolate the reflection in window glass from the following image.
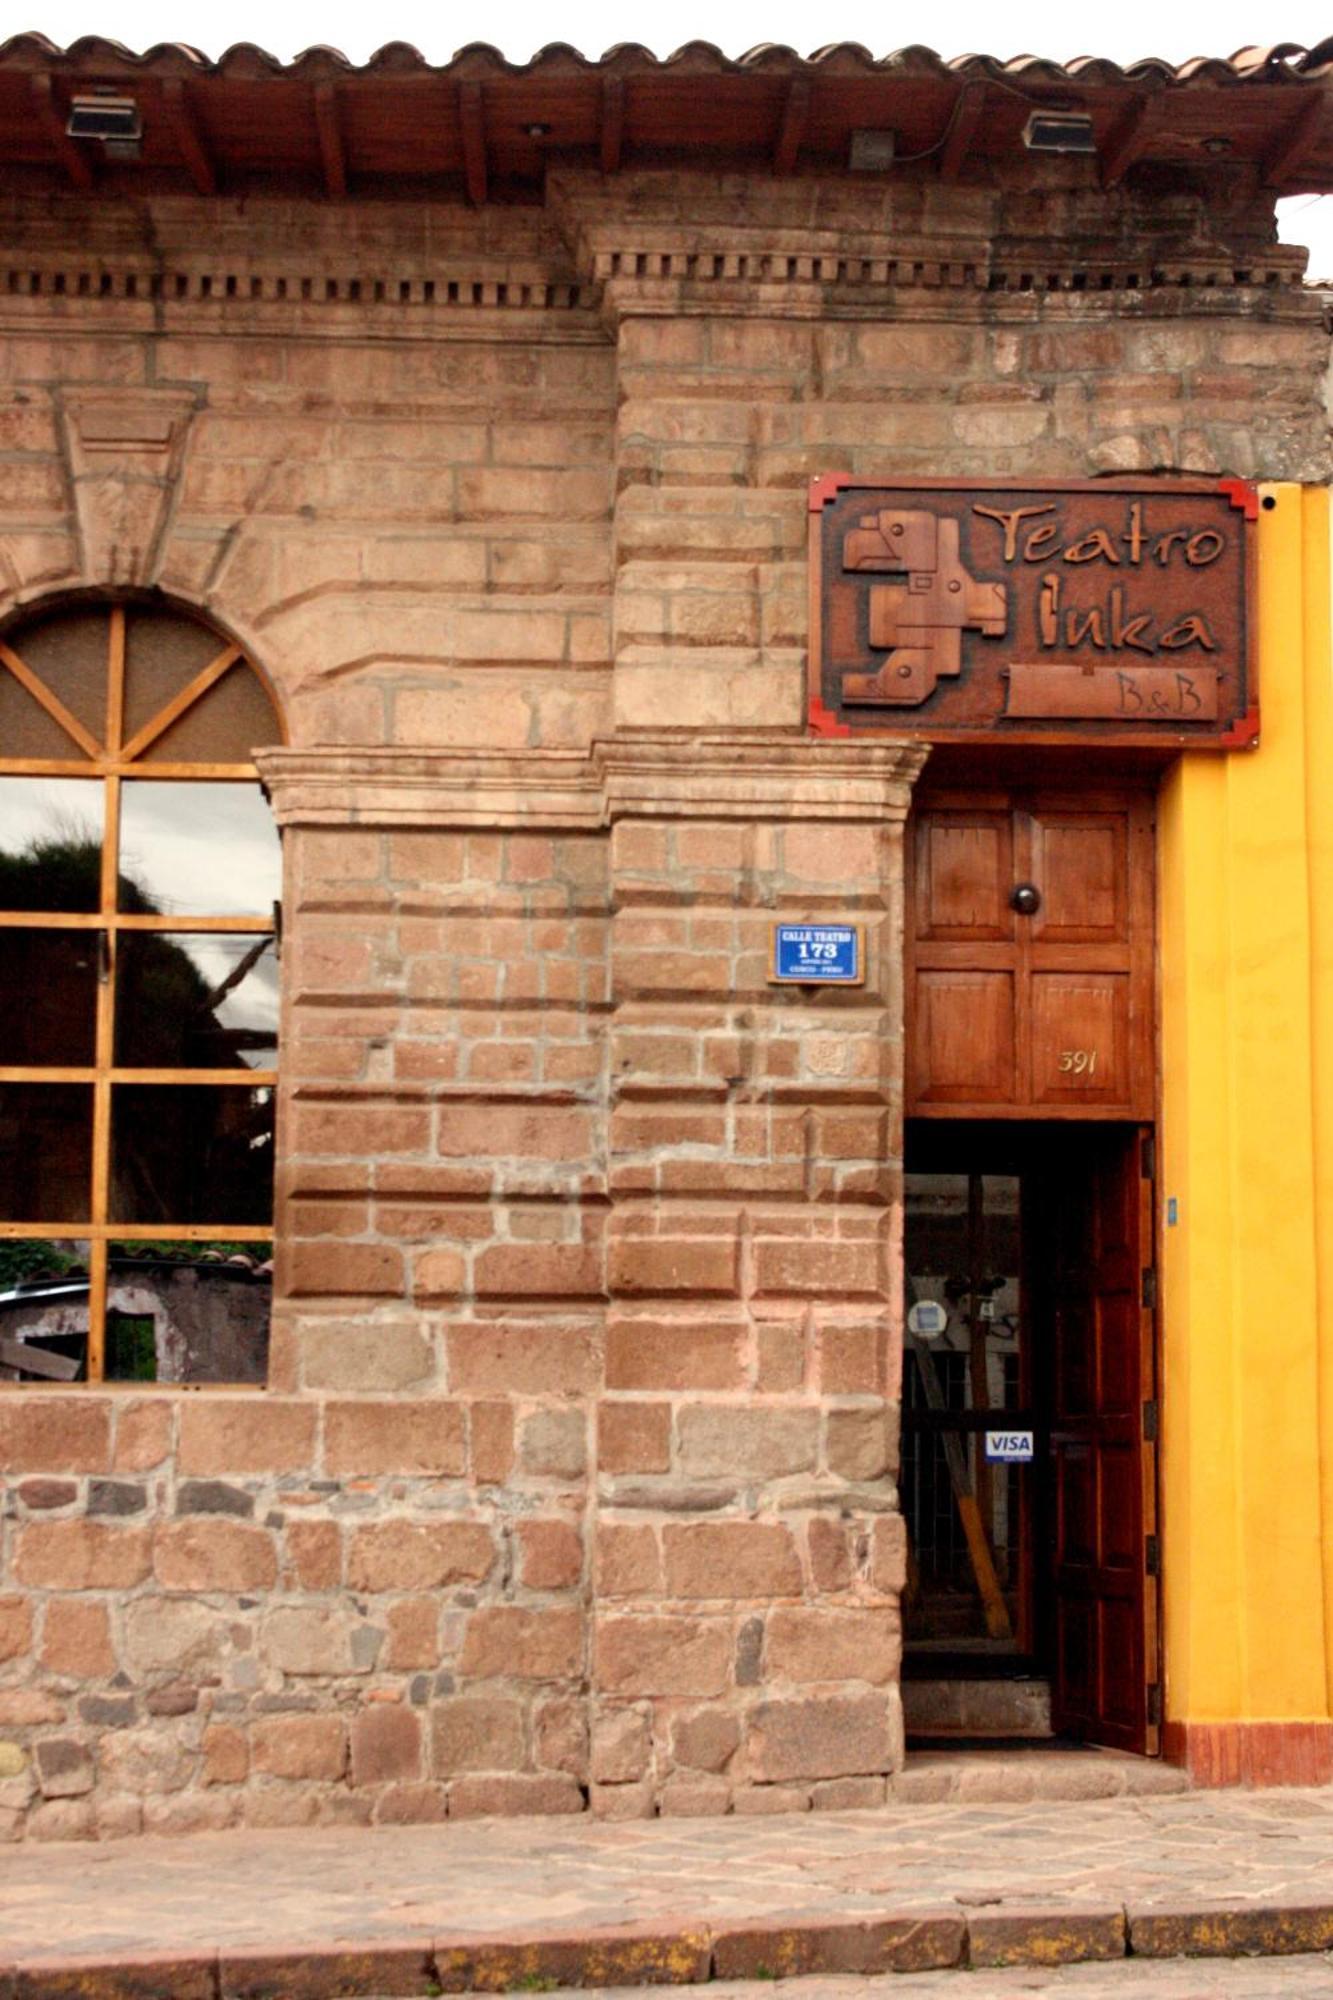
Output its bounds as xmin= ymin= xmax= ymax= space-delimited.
xmin=115 ymin=934 xmax=277 ymax=1071
xmin=0 ymin=778 xmax=105 ymax=912
xmin=0 ymin=930 xmax=98 ymax=1065
xmin=118 ymin=782 xmax=281 ymax=917
xmin=110 ymin=1084 xmax=275 ymax=1224
xmin=0 ymin=1237 xmax=91 ymax=1382
xmin=0 ymin=1085 xmax=93 ymax=1221
xmin=104 ymin=1246 xmax=271 ymax=1385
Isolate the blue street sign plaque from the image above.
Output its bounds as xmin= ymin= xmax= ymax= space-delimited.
xmin=770 ymin=923 xmax=864 ymax=985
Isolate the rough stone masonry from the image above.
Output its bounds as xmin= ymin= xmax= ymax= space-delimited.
xmin=0 ymin=146 xmax=1329 ymax=1838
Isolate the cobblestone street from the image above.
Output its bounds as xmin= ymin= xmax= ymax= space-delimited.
xmin=7 ymin=1783 xmax=1333 ymax=1993
xmin=592 ymin=1964 xmax=1333 ymax=1999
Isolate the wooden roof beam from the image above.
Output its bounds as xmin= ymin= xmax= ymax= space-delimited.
xmin=940 ymin=84 xmax=986 ymax=181
xmin=29 ymin=73 xmax=94 ymax=190
xmin=772 ymin=77 xmax=810 ymax=175
xmin=161 ymin=78 xmax=216 ymax=195
xmin=459 ymin=79 xmax=487 ymax=205
xmin=1100 ymin=95 xmax=1159 ymax=186
xmin=1262 ymin=92 xmax=1327 ymax=187
xmin=314 ymin=82 xmax=347 ymax=197
xmin=599 ymin=74 xmax=625 ymax=174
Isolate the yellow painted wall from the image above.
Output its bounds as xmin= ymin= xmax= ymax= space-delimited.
xmin=1159 ymin=483 xmax=1333 ymax=1723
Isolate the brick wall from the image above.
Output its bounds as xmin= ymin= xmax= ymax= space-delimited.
xmin=0 ymin=171 xmax=1328 ymax=1837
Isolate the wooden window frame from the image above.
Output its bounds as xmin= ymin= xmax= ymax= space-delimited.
xmin=0 ymin=602 xmax=283 ymax=1385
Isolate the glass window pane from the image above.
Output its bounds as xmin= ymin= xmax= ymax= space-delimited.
xmin=106 ymin=1243 xmax=271 ymax=1385
xmin=115 ymin=933 xmax=277 ymax=1070
xmin=122 ymin=610 xmax=231 ymax=747
xmin=7 ymin=610 xmax=108 ymax=745
xmin=118 ymin=782 xmax=281 ymax=918
xmin=0 ymin=670 xmax=93 ymax=760
xmin=0 ymin=1238 xmax=91 ymax=1382
xmin=899 ymin=1422 xmax=1025 ymax=1655
xmin=0 ymin=929 xmax=98 ymax=1065
xmin=142 ymin=666 xmax=280 ymax=765
xmin=110 ymin=1084 xmax=274 ymax=1224
xmin=0 ymin=1085 xmax=93 ymax=1221
xmin=0 ymin=778 xmax=105 ymax=912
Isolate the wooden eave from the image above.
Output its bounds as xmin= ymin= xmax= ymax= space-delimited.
xmin=0 ymin=33 xmax=1329 ymax=201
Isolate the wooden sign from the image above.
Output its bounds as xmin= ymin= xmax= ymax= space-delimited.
xmin=808 ymin=477 xmax=1257 ymax=749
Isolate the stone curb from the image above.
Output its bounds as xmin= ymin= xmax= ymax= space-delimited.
xmin=9 ymin=1898 xmax=1333 ymax=1998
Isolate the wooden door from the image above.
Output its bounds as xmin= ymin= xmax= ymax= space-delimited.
xmin=1033 ymin=1127 xmax=1158 ymax=1754
xmin=907 ymin=789 xmax=1154 ymax=1118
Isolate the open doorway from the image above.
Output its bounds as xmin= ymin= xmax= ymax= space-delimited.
xmin=902 ymin=1120 xmax=1159 ymax=1755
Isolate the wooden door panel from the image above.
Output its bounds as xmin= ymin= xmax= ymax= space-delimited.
xmin=906 ymin=788 xmax=1152 ymax=1120
xmin=912 ymin=971 xmax=1015 ymax=1105
xmin=1098 ymin=1297 xmax=1140 ymax=1410
xmin=1030 ymin=975 xmax=1128 ymax=1106
xmin=1058 ymin=1444 xmax=1096 ymax=1565
xmin=1100 ymin=1598 xmax=1140 ymax=1729
xmin=1043 ymin=1128 xmax=1153 ymax=1755
xmin=914 ymin=813 xmax=1015 ymax=941
xmin=1056 ymin=1597 xmax=1095 ymax=1724
xmin=1029 ymin=814 xmax=1128 ymax=944
xmin=1099 ymin=1446 xmax=1140 ymax=1566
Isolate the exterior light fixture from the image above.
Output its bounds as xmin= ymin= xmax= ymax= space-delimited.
xmin=849 ymin=129 xmax=896 ymax=171
xmin=67 ymin=95 xmax=142 ymax=142
xmin=1022 ymin=110 xmax=1096 ymax=155
xmin=67 ymin=94 xmax=143 ymax=159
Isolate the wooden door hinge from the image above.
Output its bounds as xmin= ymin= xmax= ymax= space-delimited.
xmin=1145 ymin=1533 xmax=1160 ymax=1578
xmin=1146 ymin=1682 xmax=1162 ymax=1726
xmin=1141 ymin=1266 xmax=1157 ymax=1310
xmin=1142 ymin=1399 xmax=1159 ymax=1442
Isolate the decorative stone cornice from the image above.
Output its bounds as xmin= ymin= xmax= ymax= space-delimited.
xmin=256 ymin=747 xmax=604 ymax=830
xmin=0 ymin=257 xmax=604 ymax=344
xmin=599 ymin=735 xmax=928 ymax=821
xmin=257 ymin=736 xmax=930 ymax=830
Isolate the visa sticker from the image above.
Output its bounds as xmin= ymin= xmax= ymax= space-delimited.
xmin=984 ymin=1430 xmax=1034 ymax=1463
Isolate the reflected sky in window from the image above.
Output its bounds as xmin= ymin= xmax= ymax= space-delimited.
xmin=119 ymin=782 xmax=281 ymax=917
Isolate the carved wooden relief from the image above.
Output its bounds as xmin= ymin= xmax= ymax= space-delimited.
xmin=810 ymin=477 xmax=1257 ymax=749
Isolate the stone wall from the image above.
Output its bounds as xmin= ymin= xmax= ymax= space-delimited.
xmin=0 ymin=165 xmax=1329 ymax=1837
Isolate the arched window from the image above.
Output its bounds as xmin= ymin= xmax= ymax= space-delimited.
xmin=0 ymin=600 xmax=284 ymax=1384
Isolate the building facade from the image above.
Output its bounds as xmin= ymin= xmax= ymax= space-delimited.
xmin=0 ymin=34 xmax=1330 ymax=1837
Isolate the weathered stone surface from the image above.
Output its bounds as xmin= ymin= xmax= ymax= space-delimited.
xmin=765 ymin=1607 xmax=899 ymax=1685
xmin=590 ymin=1707 xmax=651 ymax=1783
xmin=430 ymin=1698 xmax=527 ymax=1776
xmin=154 ymin=1520 xmax=278 ymax=1593
xmin=595 ymin=1616 xmax=731 ymax=1697
xmin=671 ymin=1706 xmax=740 ymax=1772
xmin=121 ymin=1599 xmax=227 ymax=1676
xmin=350 ymin=1704 xmax=422 ymax=1786
xmin=748 ymin=1694 xmax=894 ymax=1782
xmin=662 ymin=1522 xmax=802 ymax=1599
xmin=459 ymin=1608 xmax=582 ymax=1682
xmin=34 ymin=1739 xmax=94 ymax=1799
xmin=176 ymin=1481 xmax=254 ymax=1518
xmin=261 ymin=1607 xmax=375 ymax=1678
xmin=675 ymin=1408 xmax=819 ymax=1479
xmin=252 ymin=1714 xmax=348 ymax=1782
xmin=346 ymin=1520 xmax=494 ymax=1592
xmin=968 ymin=1908 xmax=1126 ymax=1967
xmin=98 ymin=1729 xmax=194 ymax=1795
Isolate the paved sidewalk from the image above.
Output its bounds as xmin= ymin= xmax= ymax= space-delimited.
xmin=599 ymin=1964 xmax=1333 ymax=1998
xmin=6 ymin=1785 xmax=1333 ymax=1995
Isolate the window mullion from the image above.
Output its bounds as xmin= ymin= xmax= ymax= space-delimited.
xmin=86 ymin=760 xmax=121 ymax=1384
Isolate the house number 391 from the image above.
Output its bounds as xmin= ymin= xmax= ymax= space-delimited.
xmin=1059 ymin=1048 xmax=1098 ymax=1075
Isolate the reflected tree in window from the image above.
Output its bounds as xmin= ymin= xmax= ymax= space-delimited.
xmin=0 ymin=600 xmax=283 ymax=1383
